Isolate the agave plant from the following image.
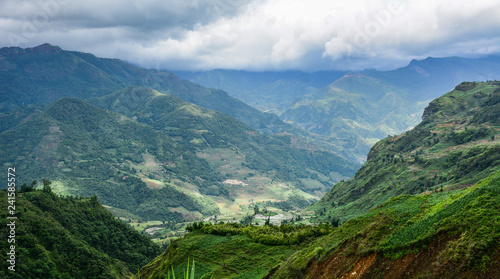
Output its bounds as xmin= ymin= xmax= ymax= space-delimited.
xmin=167 ymin=258 xmax=196 ymax=279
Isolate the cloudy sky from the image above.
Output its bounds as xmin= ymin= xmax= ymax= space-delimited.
xmin=1 ymin=0 xmax=500 ymax=71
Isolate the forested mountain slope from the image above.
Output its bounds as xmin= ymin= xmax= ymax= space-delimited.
xmin=0 ymin=187 xmax=161 ymax=279
xmin=0 ymin=97 xmax=221 ymax=221
xmin=0 ymin=43 xmax=294 ymax=134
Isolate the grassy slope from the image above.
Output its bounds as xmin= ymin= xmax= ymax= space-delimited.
xmin=135 ymin=223 xmax=333 ymax=279
xmin=0 ymin=189 xmax=161 ymax=279
xmin=310 ymin=81 xmax=500 ymax=223
xmin=268 ymin=170 xmax=500 ymax=278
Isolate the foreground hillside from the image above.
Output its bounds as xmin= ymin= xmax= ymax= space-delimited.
xmin=267 ymin=170 xmax=500 ymax=279
xmin=0 ymin=184 xmax=160 ymax=278
xmin=136 ymin=81 xmax=500 ymax=278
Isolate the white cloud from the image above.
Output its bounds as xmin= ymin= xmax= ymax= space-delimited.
xmin=0 ymin=0 xmax=499 ymax=71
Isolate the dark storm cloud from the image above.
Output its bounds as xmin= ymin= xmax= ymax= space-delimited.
xmin=1 ymin=0 xmax=499 ymax=71
xmin=0 ymin=0 xmax=250 ymax=41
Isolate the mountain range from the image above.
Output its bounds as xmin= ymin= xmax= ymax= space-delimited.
xmin=174 ymin=69 xmax=347 ymax=115
xmin=0 ymin=43 xmax=295 ymax=135
xmin=179 ymin=56 xmax=500 ymax=162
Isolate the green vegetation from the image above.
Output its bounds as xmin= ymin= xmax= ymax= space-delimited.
xmin=0 ymin=185 xmax=161 ymax=278
xmin=185 ymin=222 xmax=332 ymax=246
xmin=135 ymin=227 xmax=312 ymax=279
xmin=153 ymin=258 xmax=197 ymax=279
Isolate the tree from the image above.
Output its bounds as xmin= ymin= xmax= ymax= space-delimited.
xmin=20 ymin=180 xmax=37 ymax=193
xmin=253 ymin=205 xmax=260 ymax=215
xmin=42 ymin=179 xmax=52 ymax=193
xmin=330 ymin=217 xmax=340 ymax=227
xmin=90 ymin=195 xmax=99 ymax=206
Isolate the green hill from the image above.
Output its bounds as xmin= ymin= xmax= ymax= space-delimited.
xmin=0 ymin=97 xmax=221 ymax=221
xmin=266 ymin=169 xmax=500 ymax=279
xmin=0 ymin=186 xmax=161 ymax=279
xmin=310 ymin=81 xmax=500 ymax=223
xmin=88 ymin=86 xmax=359 ymax=216
xmin=135 ymin=81 xmax=500 ymax=278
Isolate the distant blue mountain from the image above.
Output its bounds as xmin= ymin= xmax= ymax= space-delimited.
xmin=365 ymin=55 xmax=500 ymax=100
